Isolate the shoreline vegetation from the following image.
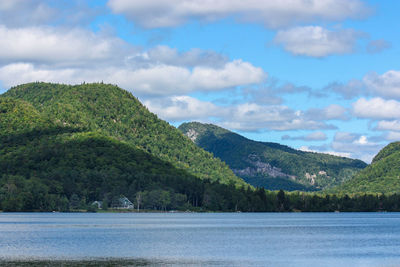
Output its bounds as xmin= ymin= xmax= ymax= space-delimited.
xmin=1 ymin=190 xmax=400 ymax=213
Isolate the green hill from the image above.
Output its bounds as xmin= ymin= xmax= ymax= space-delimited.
xmin=2 ymin=82 xmax=245 ymax=187
xmin=0 ymin=83 xmax=264 ymax=212
xmin=333 ymin=142 xmax=400 ymax=193
xmin=0 ymin=97 xmax=202 ymax=211
xmin=179 ymin=122 xmax=367 ymax=191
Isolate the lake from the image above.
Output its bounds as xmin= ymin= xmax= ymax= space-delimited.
xmin=0 ymin=212 xmax=400 ymax=266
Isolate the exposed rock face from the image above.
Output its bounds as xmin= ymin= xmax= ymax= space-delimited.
xmin=232 ymin=154 xmax=296 ymax=180
xmin=305 ymin=171 xmax=329 ymax=185
xmin=305 ymin=172 xmax=317 ymax=185
xmin=232 ymin=154 xmax=330 ymax=186
xmin=185 ymin=128 xmax=199 ymax=142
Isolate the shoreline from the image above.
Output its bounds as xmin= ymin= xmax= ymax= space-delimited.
xmin=0 ymin=210 xmax=395 ymax=213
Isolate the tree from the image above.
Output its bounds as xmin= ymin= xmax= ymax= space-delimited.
xmin=277 ymin=189 xmax=286 ymax=211
xmin=69 ymin=194 xmax=81 ymax=210
xmin=136 ymin=192 xmax=142 ymax=211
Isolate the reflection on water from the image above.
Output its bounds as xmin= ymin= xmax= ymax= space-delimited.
xmin=1 ymin=212 xmax=400 ymax=266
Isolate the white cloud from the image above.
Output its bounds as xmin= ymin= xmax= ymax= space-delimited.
xmin=0 ymin=63 xmax=79 ymax=86
xmin=107 ymin=0 xmax=369 ymax=29
xmin=0 ymin=60 xmax=265 ymax=96
xmin=376 ymin=120 xmax=400 ymax=132
xmin=0 ymin=25 xmax=265 ymax=96
xmin=363 ymin=70 xmax=400 ymax=99
xmin=282 ymin=131 xmax=327 ymax=141
xmin=325 ymin=79 xmax=364 ymax=99
xmin=366 ymin=39 xmax=391 ymax=54
xmin=142 ymin=96 xmax=337 ymax=132
xmin=301 ymin=132 xmax=386 ymax=163
xmin=242 ymin=80 xmax=315 ymax=106
xmin=0 ymin=26 xmax=130 ymax=66
xmin=323 ymin=104 xmax=348 ymax=119
xmin=127 ymin=45 xmax=229 ymax=69
xmin=242 ymin=87 xmax=283 ymax=105
xmin=0 ymin=0 xmax=56 ymax=27
xmin=0 ymin=0 xmax=104 ymax=28
xmin=277 ymin=83 xmax=312 ymax=94
xmin=331 ymin=132 xmax=384 ymax=163
xmin=355 ymin=135 xmax=368 ymax=145
xmin=144 ymin=96 xmax=223 ymax=121
xmin=274 ymin=26 xmax=362 ymax=57
xmin=223 ymin=103 xmax=294 ymax=131
xmin=189 ymin=60 xmax=266 ymax=90
xmin=303 ymin=131 xmax=328 ymax=141
xmin=305 ymin=104 xmax=348 ymax=120
xmin=144 ymin=46 xmax=228 ymax=68
xmin=326 ymin=151 xmax=352 ymax=158
xmin=353 ymin=97 xmax=400 ymax=119
xmin=386 ymin=131 xmax=400 ymax=141
xmin=334 ymin=132 xmax=359 ymax=142
xmin=299 ymin=146 xmax=352 ymax=158
xmin=220 ymin=103 xmax=336 ymax=132
xmin=0 ymin=1 xmax=24 ymax=10
xmin=325 ymin=69 xmax=400 ymax=100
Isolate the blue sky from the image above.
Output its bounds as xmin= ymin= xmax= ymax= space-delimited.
xmin=1 ymin=0 xmax=400 ymax=163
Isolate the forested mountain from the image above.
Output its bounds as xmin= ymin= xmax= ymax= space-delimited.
xmin=333 ymin=142 xmax=400 ymax=193
xmin=0 ymin=83 xmax=259 ymax=211
xmin=179 ymin=122 xmax=367 ymax=191
xmin=0 ymin=100 xmax=197 ymax=211
xmin=3 ymin=82 xmax=245 ymax=186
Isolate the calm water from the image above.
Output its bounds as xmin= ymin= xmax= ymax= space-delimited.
xmin=1 ymin=212 xmax=400 ymax=266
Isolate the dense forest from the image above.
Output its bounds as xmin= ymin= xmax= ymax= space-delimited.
xmin=0 ymin=96 xmax=244 ymax=212
xmin=3 ymin=82 xmax=246 ymax=187
xmin=0 ymin=84 xmax=250 ymax=212
xmin=332 ymin=142 xmax=400 ymax=194
xmin=179 ymin=122 xmax=367 ymax=191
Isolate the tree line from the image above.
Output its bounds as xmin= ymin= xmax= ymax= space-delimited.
xmin=2 ymin=173 xmax=400 ymax=212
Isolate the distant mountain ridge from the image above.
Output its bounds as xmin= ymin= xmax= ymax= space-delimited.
xmin=179 ymin=122 xmax=367 ymax=191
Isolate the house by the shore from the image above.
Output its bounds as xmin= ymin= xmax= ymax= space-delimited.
xmin=91 ymin=195 xmax=134 ymax=210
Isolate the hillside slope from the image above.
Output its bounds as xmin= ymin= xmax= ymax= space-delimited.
xmin=0 ymin=97 xmax=214 ymax=211
xmin=333 ymin=142 xmax=400 ymax=193
xmin=2 ymin=88 xmax=279 ymax=211
xmin=3 ymin=82 xmax=245 ymax=187
xmin=179 ymin=122 xmax=367 ymax=191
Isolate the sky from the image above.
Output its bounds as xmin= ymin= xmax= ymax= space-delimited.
xmin=0 ymin=0 xmax=399 ymax=163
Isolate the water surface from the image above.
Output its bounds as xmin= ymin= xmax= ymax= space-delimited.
xmin=1 ymin=212 xmax=400 ymax=266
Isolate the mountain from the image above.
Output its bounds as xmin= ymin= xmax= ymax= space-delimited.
xmin=2 ymin=82 xmax=245 ymax=187
xmin=0 ymin=83 xmax=259 ymax=211
xmin=333 ymin=142 xmax=400 ymax=193
xmin=178 ymin=122 xmax=367 ymax=191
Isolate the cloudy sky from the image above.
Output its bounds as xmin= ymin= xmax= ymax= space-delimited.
xmin=0 ymin=0 xmax=399 ymax=163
